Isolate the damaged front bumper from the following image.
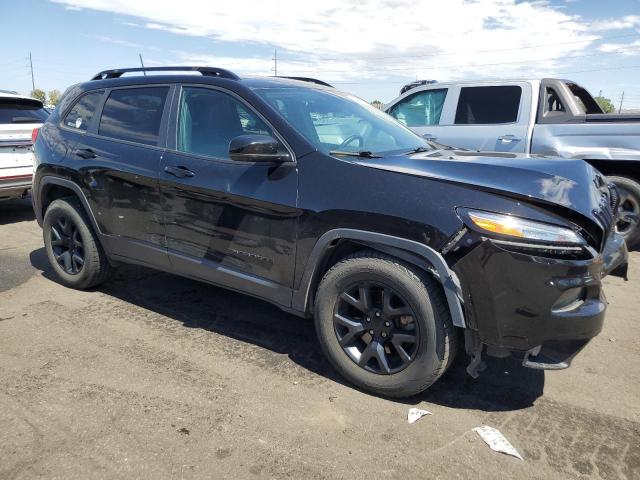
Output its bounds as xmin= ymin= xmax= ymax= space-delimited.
xmin=453 ymin=231 xmax=628 ymax=371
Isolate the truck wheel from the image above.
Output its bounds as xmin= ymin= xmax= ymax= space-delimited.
xmin=314 ymin=251 xmax=457 ymax=398
xmin=43 ymin=197 xmax=112 ymax=289
xmin=609 ymin=176 xmax=640 ymax=249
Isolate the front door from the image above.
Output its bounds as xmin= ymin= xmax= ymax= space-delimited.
xmin=159 ymin=85 xmax=298 ymax=306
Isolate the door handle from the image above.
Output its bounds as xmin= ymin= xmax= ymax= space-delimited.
xmin=498 ymin=134 xmax=521 ymax=143
xmin=74 ymin=148 xmax=97 ymax=159
xmin=164 ymin=165 xmax=195 ymax=178
xmin=422 ymin=133 xmax=438 ymax=141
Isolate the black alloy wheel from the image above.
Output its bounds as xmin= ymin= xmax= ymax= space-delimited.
xmin=333 ymin=281 xmax=420 ymax=374
xmin=50 ymin=215 xmax=85 ymax=275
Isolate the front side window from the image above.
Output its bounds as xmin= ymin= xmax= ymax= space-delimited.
xmin=177 ymin=87 xmax=274 ymax=159
xmin=252 ymin=86 xmax=429 ymax=155
xmin=63 ymin=91 xmax=103 ymax=131
xmin=455 ymin=86 xmax=522 ymax=124
xmin=388 ymin=89 xmax=447 ymax=127
xmin=98 ymin=87 xmax=168 ymax=145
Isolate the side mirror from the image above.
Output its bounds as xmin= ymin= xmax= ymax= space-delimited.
xmin=229 ymin=135 xmax=291 ymax=163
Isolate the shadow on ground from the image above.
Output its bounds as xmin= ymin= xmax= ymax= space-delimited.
xmin=0 ymin=198 xmax=35 ymax=225
xmin=30 ymin=247 xmax=544 ymax=412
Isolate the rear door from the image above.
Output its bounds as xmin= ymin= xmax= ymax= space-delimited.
xmin=436 ymin=83 xmax=531 ymax=152
xmin=69 ymin=85 xmax=172 ymax=268
xmin=0 ymin=96 xmax=48 ymax=194
xmin=159 ymin=85 xmax=298 ymax=306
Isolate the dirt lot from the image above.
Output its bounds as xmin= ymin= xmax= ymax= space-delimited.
xmin=1 ymin=198 xmax=639 ymax=480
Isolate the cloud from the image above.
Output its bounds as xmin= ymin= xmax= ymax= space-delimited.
xmin=598 ymin=39 xmax=640 ymax=55
xmin=51 ymin=0 xmax=618 ymax=81
xmin=590 ymin=15 xmax=640 ymax=31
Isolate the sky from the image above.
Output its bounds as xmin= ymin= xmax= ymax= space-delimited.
xmin=2 ymin=0 xmax=640 ymax=108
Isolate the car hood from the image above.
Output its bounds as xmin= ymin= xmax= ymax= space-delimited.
xmin=352 ymin=150 xmax=612 ymax=230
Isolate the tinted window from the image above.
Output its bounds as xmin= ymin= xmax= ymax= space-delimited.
xmin=455 ymin=86 xmax=521 ymax=124
xmin=99 ymin=87 xmax=168 ymax=145
xmin=63 ymin=91 xmax=103 ymax=131
xmin=388 ymin=89 xmax=447 ymax=127
xmin=253 ymin=87 xmax=428 ymax=155
xmin=177 ymin=87 xmax=273 ymax=159
xmin=0 ymin=99 xmax=48 ymax=124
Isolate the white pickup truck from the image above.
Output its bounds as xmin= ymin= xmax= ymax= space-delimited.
xmin=0 ymin=91 xmax=48 ymax=201
xmin=385 ymin=78 xmax=640 ymax=247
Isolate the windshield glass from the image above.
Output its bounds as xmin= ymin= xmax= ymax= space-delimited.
xmin=252 ymin=86 xmax=430 ymax=155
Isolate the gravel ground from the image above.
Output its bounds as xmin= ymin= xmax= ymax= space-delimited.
xmin=1 ymin=198 xmax=639 ymax=480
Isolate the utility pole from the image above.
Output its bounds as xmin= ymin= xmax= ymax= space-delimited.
xmin=139 ymin=53 xmax=146 ymax=75
xmin=272 ymin=47 xmax=278 ymax=77
xmin=29 ymin=52 xmax=35 ymax=91
xmin=618 ymin=91 xmax=625 ymax=114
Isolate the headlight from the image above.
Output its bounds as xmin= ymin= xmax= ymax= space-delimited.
xmin=460 ymin=209 xmax=585 ymax=245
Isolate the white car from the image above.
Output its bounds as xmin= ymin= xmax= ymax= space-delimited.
xmin=0 ymin=90 xmax=48 ymax=200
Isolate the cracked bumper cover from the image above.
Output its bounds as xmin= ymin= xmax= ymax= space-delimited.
xmin=453 ymin=231 xmax=628 ymax=366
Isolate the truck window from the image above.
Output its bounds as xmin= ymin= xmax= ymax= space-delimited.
xmin=387 ymin=89 xmax=448 ymax=127
xmin=98 ymin=87 xmax=169 ymax=146
xmin=454 ymin=86 xmax=521 ymax=124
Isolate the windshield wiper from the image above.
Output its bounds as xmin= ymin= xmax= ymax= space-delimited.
xmin=404 ymin=146 xmax=431 ymax=155
xmin=329 ymin=150 xmax=382 ymax=158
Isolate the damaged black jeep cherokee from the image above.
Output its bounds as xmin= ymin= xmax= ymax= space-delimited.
xmin=32 ymin=67 xmax=629 ymax=397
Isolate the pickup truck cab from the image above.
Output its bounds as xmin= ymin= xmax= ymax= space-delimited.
xmin=385 ymin=79 xmax=640 ymax=247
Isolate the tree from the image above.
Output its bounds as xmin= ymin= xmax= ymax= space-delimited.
xmin=48 ymin=89 xmax=62 ymax=106
xmin=30 ymin=88 xmax=46 ymax=103
xmin=594 ymin=95 xmax=615 ymax=114
xmin=371 ymin=100 xmax=384 ymax=110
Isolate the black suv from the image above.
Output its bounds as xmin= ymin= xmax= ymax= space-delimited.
xmin=32 ymin=66 xmax=628 ymax=397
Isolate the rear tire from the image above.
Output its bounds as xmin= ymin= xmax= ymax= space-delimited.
xmin=43 ymin=197 xmax=112 ymax=289
xmin=608 ymin=176 xmax=640 ymax=249
xmin=314 ymin=251 xmax=457 ymax=398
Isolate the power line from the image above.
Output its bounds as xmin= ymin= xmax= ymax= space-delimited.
xmin=299 ymin=32 xmax=640 ymax=63
xmin=283 ymin=45 xmax=640 ymax=75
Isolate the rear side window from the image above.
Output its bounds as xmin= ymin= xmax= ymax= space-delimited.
xmin=0 ymin=98 xmax=48 ymax=124
xmin=63 ymin=91 xmax=103 ymax=131
xmin=99 ymin=87 xmax=169 ymax=146
xmin=388 ymin=89 xmax=448 ymax=127
xmin=455 ymin=86 xmax=521 ymax=124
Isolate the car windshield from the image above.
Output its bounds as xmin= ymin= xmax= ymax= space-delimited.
xmin=252 ymin=86 xmax=431 ymax=156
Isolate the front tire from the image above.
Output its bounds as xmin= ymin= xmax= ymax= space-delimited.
xmin=43 ymin=197 xmax=112 ymax=289
xmin=314 ymin=251 xmax=457 ymax=398
xmin=609 ymin=176 xmax=640 ymax=249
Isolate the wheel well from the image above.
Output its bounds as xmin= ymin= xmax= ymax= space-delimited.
xmin=305 ymin=238 xmax=439 ymax=314
xmin=41 ymin=184 xmax=78 ymax=214
xmin=585 ymin=160 xmax=640 ymax=182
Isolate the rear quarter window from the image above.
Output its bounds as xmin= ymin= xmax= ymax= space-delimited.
xmin=98 ymin=87 xmax=169 ymax=146
xmin=63 ymin=91 xmax=104 ymax=131
xmin=455 ymin=86 xmax=522 ymax=124
xmin=0 ymin=99 xmax=48 ymax=124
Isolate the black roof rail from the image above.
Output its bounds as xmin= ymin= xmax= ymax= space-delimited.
xmin=91 ymin=66 xmax=240 ymax=81
xmin=279 ymin=76 xmax=334 ymax=88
